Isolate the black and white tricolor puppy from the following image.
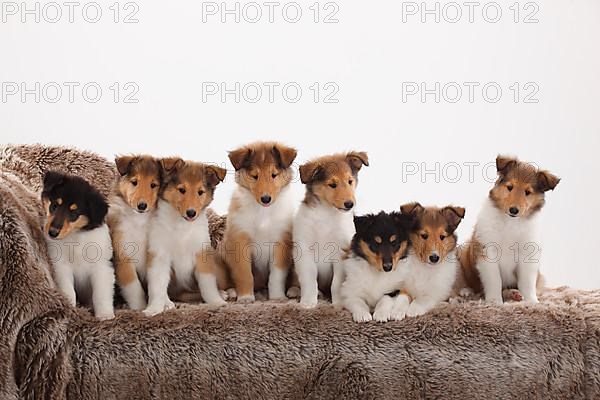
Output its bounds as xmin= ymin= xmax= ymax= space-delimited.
xmin=42 ymin=171 xmax=115 ymax=320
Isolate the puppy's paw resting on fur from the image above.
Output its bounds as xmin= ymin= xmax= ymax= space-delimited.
xmin=373 ymin=295 xmax=395 ymax=322
xmin=389 ymin=294 xmax=410 ymax=321
xmin=406 ymin=301 xmax=433 ymax=317
xmin=352 ymin=311 xmax=373 ymax=323
xmin=96 ymin=312 xmax=116 ymax=321
xmin=502 ymin=288 xmax=523 ymax=302
xmin=237 ymin=294 xmax=256 ymax=303
xmin=286 ymin=286 xmax=301 ymax=299
xmin=143 ymin=299 xmax=175 ymax=317
xmin=300 ymin=298 xmax=318 ymax=309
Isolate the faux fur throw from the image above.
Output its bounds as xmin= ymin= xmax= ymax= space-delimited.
xmin=0 ymin=144 xmax=598 ymax=399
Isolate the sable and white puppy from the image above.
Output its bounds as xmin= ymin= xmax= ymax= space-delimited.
xmin=42 ymin=171 xmax=115 ymax=320
xmin=219 ymin=142 xmax=297 ymax=302
xmin=293 ymin=151 xmax=369 ymax=308
xmin=460 ymin=155 xmax=560 ymax=304
xmin=107 ymin=155 xmax=161 ymax=310
xmin=143 ymin=158 xmax=228 ymax=316
xmin=399 ymin=203 xmax=465 ymax=317
xmin=341 ymin=211 xmax=415 ymax=323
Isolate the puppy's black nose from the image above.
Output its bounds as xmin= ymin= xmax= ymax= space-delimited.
xmin=48 ymin=227 xmax=59 ymax=238
xmin=509 ymin=207 xmax=519 ymax=216
xmin=186 ymin=209 xmax=197 ymax=219
xmin=261 ymin=195 xmax=272 ymax=205
xmin=383 ymin=262 xmax=393 ymax=272
xmin=344 ymin=200 xmax=354 ymax=210
xmin=137 ymin=202 xmax=147 ymax=211
xmin=429 ymin=254 xmax=440 ymax=264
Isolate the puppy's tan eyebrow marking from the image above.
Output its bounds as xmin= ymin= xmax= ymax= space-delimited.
xmin=57 ymin=198 xmax=63 ymax=205
xmin=374 ymin=236 xmax=382 ymax=244
xmin=389 ymin=235 xmax=396 ymax=243
xmin=69 ymin=204 xmax=78 ymax=211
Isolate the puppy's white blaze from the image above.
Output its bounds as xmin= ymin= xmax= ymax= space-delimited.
xmin=403 ymin=249 xmax=459 ymax=315
xmin=475 ymin=197 xmax=541 ymax=303
xmin=229 ymin=184 xmax=295 ymax=295
xmin=47 ymin=223 xmax=115 ymax=319
xmin=294 ymin=201 xmax=354 ymax=306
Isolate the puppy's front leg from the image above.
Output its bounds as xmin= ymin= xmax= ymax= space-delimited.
xmin=54 ymin=263 xmax=77 ymax=307
xmin=143 ymin=252 xmax=173 ymax=316
xmin=195 ymin=251 xmax=226 ymax=305
xmin=476 ymin=259 xmax=503 ymax=303
xmin=269 ymin=234 xmax=292 ymax=300
xmin=296 ymin=245 xmax=318 ymax=308
xmin=344 ymin=296 xmax=372 ymax=323
xmin=224 ymin=231 xmax=255 ymax=302
xmin=373 ymin=295 xmax=395 ymax=322
xmin=517 ymin=262 xmax=540 ymax=304
xmin=92 ymin=262 xmax=115 ymax=320
xmin=406 ymin=296 xmax=437 ymax=317
xmin=115 ymin=256 xmax=146 ymax=310
xmin=330 ymin=262 xmax=345 ymax=306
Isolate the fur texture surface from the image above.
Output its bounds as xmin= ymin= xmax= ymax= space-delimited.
xmin=1 ymin=144 xmax=599 ymax=399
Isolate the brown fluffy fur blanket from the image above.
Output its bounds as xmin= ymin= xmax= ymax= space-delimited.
xmin=0 ymin=144 xmax=599 ymax=400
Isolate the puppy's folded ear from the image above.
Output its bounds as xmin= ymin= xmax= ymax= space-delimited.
xmin=299 ymin=161 xmax=324 ymax=184
xmin=206 ymin=166 xmax=227 ymax=188
xmin=496 ymin=155 xmax=517 ymax=176
xmin=400 ymin=202 xmax=424 ymax=217
xmin=228 ymin=147 xmax=253 ymax=171
xmin=86 ymin=188 xmax=109 ymax=229
xmin=346 ymin=152 xmax=369 ymax=175
xmin=536 ymin=170 xmax=560 ymax=192
xmin=353 ymin=214 xmax=375 ymax=235
xmin=43 ymin=171 xmax=65 ymax=193
xmin=272 ymin=144 xmax=297 ymax=169
xmin=160 ymin=157 xmax=184 ymax=180
xmin=392 ymin=211 xmax=418 ymax=232
xmin=115 ymin=155 xmax=136 ymax=176
xmin=441 ymin=206 xmax=466 ymax=233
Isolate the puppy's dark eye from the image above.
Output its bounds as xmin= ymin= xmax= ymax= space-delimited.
xmin=369 ymin=243 xmax=378 ymax=252
xmin=150 ymin=183 xmax=158 ymax=189
xmin=421 ymin=233 xmax=429 ymax=240
xmin=198 ymin=190 xmax=204 ymax=196
xmin=251 ymin=174 xmax=259 ymax=180
xmin=50 ymin=203 xmax=58 ymax=212
xmin=440 ymin=235 xmax=445 ymax=241
xmin=272 ymin=173 xmax=278 ymax=179
xmin=179 ymin=188 xmax=186 ymax=194
xmin=525 ymin=189 xmax=531 ymax=196
xmin=329 ymin=183 xmax=337 ymax=189
xmin=507 ymin=184 xmax=513 ymax=191
xmin=131 ymin=180 xmax=138 ymax=186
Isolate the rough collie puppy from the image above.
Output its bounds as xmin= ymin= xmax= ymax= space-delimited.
xmin=293 ymin=151 xmax=369 ymax=308
xmin=219 ymin=141 xmax=297 ymax=302
xmin=460 ymin=156 xmax=560 ymax=303
xmin=143 ymin=158 xmax=227 ymax=316
xmin=42 ymin=171 xmax=115 ymax=320
xmin=399 ymin=203 xmax=465 ymax=317
xmin=341 ymin=211 xmax=415 ymax=322
xmin=107 ymin=155 xmax=161 ymax=310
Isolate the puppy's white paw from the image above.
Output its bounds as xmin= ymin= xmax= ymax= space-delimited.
xmin=164 ymin=299 xmax=176 ymax=310
xmin=390 ymin=308 xmax=406 ymax=321
xmin=485 ymin=296 xmax=504 ymax=305
xmin=406 ymin=302 xmax=429 ymax=317
xmin=96 ymin=312 xmax=115 ymax=321
xmin=300 ymin=298 xmax=318 ymax=309
xmin=237 ymin=294 xmax=255 ymax=303
xmin=503 ymin=288 xmax=523 ymax=302
xmin=207 ymin=298 xmax=227 ymax=306
xmin=219 ymin=290 xmax=229 ymax=301
xmin=372 ymin=309 xmax=391 ymax=323
xmin=286 ymin=286 xmax=301 ymax=299
xmin=226 ymin=288 xmax=238 ymax=300
xmin=352 ymin=311 xmax=373 ymax=323
xmin=142 ymin=306 xmax=163 ymax=317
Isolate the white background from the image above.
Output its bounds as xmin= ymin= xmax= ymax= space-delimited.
xmin=1 ymin=0 xmax=599 ymax=289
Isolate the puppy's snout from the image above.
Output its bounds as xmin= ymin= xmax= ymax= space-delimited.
xmin=382 ymin=261 xmax=393 ymax=272
xmin=509 ymin=207 xmax=519 ymax=216
xmin=48 ymin=227 xmax=60 ymax=238
xmin=137 ymin=202 xmax=148 ymax=211
xmin=429 ymin=253 xmax=440 ymax=264
xmin=260 ymin=195 xmax=272 ymax=205
xmin=186 ymin=209 xmax=197 ymax=219
xmin=343 ymin=200 xmax=354 ymax=210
